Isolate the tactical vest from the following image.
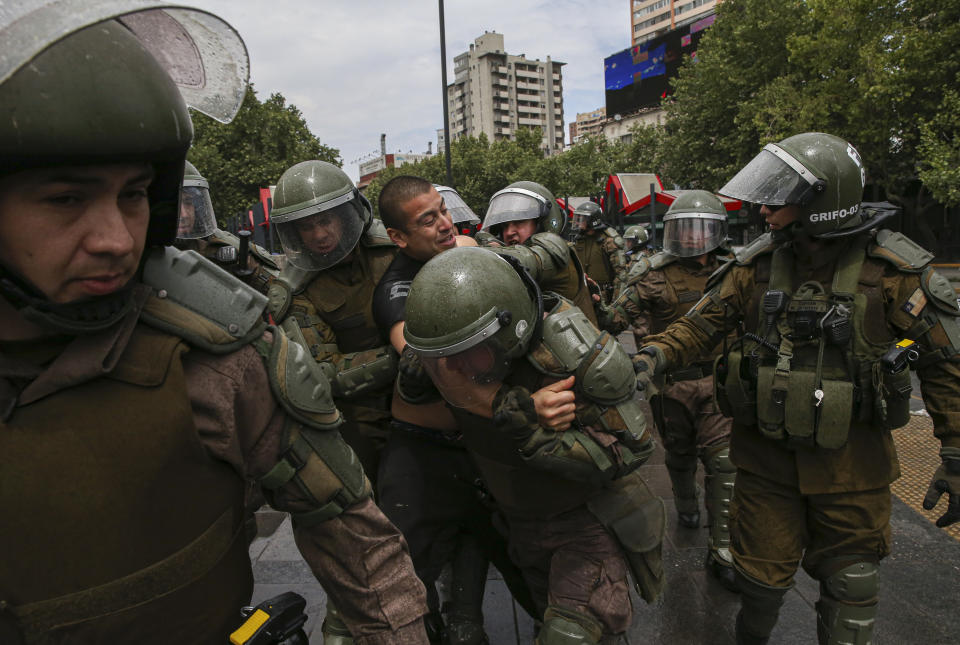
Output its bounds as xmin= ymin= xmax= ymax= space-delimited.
xmin=716 ymin=238 xmax=906 ymax=450
xmin=0 ymin=323 xmax=251 ymax=643
xmin=541 ymin=248 xmax=599 ymax=326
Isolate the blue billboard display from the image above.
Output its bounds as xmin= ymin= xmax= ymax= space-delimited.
xmin=604 ymin=13 xmax=714 ymax=114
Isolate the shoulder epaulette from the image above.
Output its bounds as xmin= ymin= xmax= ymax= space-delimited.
xmin=866 ymin=229 xmax=933 ymax=273
xmin=735 ymin=232 xmax=777 ymax=266
xmin=140 ymin=247 xmax=267 ymax=354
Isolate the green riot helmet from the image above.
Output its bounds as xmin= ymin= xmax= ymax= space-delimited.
xmin=483 ymin=181 xmax=566 ymax=240
xmin=720 ymin=132 xmax=866 ymax=238
xmin=573 ymin=201 xmax=604 ymax=231
xmin=662 ymin=190 xmax=728 ymax=257
xmin=623 ymin=225 xmax=649 ymax=252
xmin=177 ymin=160 xmax=218 ymax=240
xmin=0 ymin=7 xmax=247 ymax=335
xmin=404 ymin=247 xmax=540 ymax=409
xmin=271 ymin=160 xmax=372 ymax=271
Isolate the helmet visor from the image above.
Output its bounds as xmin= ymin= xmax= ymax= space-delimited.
xmin=437 ymin=188 xmax=480 ymax=226
xmin=176 ymin=185 xmax=217 ymax=239
xmin=662 ymin=215 xmax=727 ymax=257
xmin=275 ymin=200 xmax=365 ymax=270
xmin=1 ymin=1 xmax=249 ymax=123
xmin=421 ymin=338 xmax=512 ymax=414
xmin=484 ymin=190 xmax=544 ymax=232
xmin=719 ymin=146 xmax=817 ymax=207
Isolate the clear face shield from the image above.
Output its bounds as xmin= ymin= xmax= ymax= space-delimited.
xmin=662 ymin=214 xmax=727 ymax=257
xmin=1 ymin=1 xmax=249 ymax=124
xmin=420 ymin=336 xmax=514 ymax=416
xmin=483 ymin=188 xmax=546 ymax=234
xmin=436 ymin=187 xmax=480 ymax=227
xmin=719 ymin=144 xmax=821 ymax=208
xmin=176 ymin=184 xmax=217 ymax=240
xmin=275 ymin=198 xmax=365 ymax=271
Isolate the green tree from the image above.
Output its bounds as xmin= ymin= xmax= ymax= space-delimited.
xmin=189 ymin=85 xmax=340 ymax=223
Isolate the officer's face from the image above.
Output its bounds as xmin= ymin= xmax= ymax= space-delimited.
xmin=390 ymin=186 xmax=456 ymax=261
xmin=295 ymin=210 xmax=344 ymax=255
xmin=0 ymin=163 xmax=153 ymax=303
xmin=177 ymin=193 xmax=196 ymax=237
xmin=502 ymin=219 xmax=537 ymax=246
xmin=761 ymin=203 xmax=800 ymax=231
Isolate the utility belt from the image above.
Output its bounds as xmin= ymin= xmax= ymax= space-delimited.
xmin=665 ymin=361 xmax=715 ymax=384
xmin=715 ymin=347 xmax=912 ymax=450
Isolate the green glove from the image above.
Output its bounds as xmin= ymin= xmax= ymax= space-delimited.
xmin=922 ymin=446 xmax=960 ymax=528
xmin=633 ymin=345 xmax=665 ymax=395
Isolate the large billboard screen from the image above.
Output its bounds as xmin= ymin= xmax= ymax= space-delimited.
xmin=604 ymin=13 xmax=714 ymax=115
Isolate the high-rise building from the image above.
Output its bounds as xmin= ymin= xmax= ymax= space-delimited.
xmin=631 ymin=0 xmax=721 ymax=46
xmin=447 ymin=32 xmax=565 ymax=154
xmin=571 ymin=108 xmax=606 ymax=144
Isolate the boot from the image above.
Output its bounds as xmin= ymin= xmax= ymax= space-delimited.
xmin=443 ymin=535 xmax=489 ymax=645
xmin=665 ymin=452 xmax=700 ymax=528
xmin=734 ymin=571 xmax=790 ymax=645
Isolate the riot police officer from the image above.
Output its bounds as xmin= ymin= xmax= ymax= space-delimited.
xmin=435 ymin=185 xmax=481 ymax=237
xmin=608 ymin=191 xmax=737 ymax=590
xmin=402 ymin=246 xmax=664 ymax=644
xmin=0 ymin=4 xmax=427 ymax=642
xmin=480 ymin=181 xmax=599 ymax=324
xmin=570 ymin=201 xmax=627 ymax=302
xmin=174 ymin=160 xmax=280 ymax=294
xmin=634 ymin=133 xmax=960 ymax=644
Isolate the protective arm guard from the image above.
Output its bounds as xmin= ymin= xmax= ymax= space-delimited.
xmin=254 ymin=328 xmax=372 ymax=527
xmin=491 ymin=232 xmax=570 ymax=284
xmin=523 ymin=300 xmax=655 ymax=476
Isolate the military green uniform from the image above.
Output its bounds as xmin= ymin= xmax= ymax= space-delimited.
xmin=642 ymin=230 xmax=960 ymax=641
xmin=269 ymin=224 xmax=398 ymax=484
xmin=611 ymin=250 xmax=735 ymax=581
xmin=402 ymin=248 xmax=665 ymax=644
xmin=572 ymin=227 xmax=626 ymax=301
xmin=0 ymin=250 xmax=428 ymax=644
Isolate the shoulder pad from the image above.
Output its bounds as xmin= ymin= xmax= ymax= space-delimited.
xmin=277 ymin=261 xmax=320 ymax=295
xmin=362 ymin=219 xmax=397 ymax=248
xmin=475 ymin=230 xmax=501 ymax=247
xmin=648 ymin=251 xmax=676 ymax=271
xmin=705 ymin=257 xmax=737 ymax=291
xmin=140 ymin=247 xmax=267 ymax=353
xmin=527 ymin=300 xmax=635 ymax=405
xmin=920 ymin=267 xmax=960 ymax=315
xmin=603 ymin=227 xmax=623 ymax=243
xmin=735 ymin=232 xmax=777 ymax=266
xmin=622 ymin=256 xmax=652 ymax=287
xmin=867 ymin=229 xmax=934 ymax=273
xmin=208 ymin=229 xmax=283 ymax=272
xmin=529 ymin=232 xmax=571 ymax=267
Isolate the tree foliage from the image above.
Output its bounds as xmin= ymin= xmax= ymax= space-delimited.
xmin=189 ymin=85 xmax=340 ymax=223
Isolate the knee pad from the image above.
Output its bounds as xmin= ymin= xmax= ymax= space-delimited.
xmin=820 ymin=561 xmax=879 ymax=604
xmin=816 ymin=562 xmax=879 ymax=645
xmin=321 ymin=602 xmax=354 ymax=644
xmin=536 ymin=606 xmax=603 ymax=645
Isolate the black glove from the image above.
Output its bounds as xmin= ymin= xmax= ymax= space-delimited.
xmin=923 ymin=447 xmax=960 ymax=528
xmin=633 ymin=345 xmax=664 ymax=395
xmin=396 ymin=346 xmax=440 ymax=404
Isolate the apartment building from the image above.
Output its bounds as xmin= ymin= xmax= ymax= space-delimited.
xmin=571 ymin=108 xmax=606 ymax=144
xmin=631 ymin=0 xmax=720 ymax=45
xmin=447 ymin=32 xmax=565 ymax=154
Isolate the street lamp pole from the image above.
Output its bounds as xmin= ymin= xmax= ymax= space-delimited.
xmin=439 ymin=0 xmax=453 ymax=187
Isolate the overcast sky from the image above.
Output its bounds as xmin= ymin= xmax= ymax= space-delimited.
xmin=186 ymin=0 xmax=631 ymax=181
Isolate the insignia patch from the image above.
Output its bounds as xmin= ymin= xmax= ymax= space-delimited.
xmin=901 ymin=288 xmax=927 ymax=317
xmin=389 ymin=282 xmax=411 ymax=300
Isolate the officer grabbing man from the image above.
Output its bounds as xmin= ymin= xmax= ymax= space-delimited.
xmin=634 ymin=133 xmax=960 ymax=644
xmin=402 ymin=246 xmax=664 ymax=644
xmin=606 ymin=191 xmax=738 ymax=590
xmin=0 ymin=4 xmax=428 ymax=643
xmin=174 ymin=160 xmax=280 ymax=294
xmin=480 ymin=181 xmax=599 ymax=324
